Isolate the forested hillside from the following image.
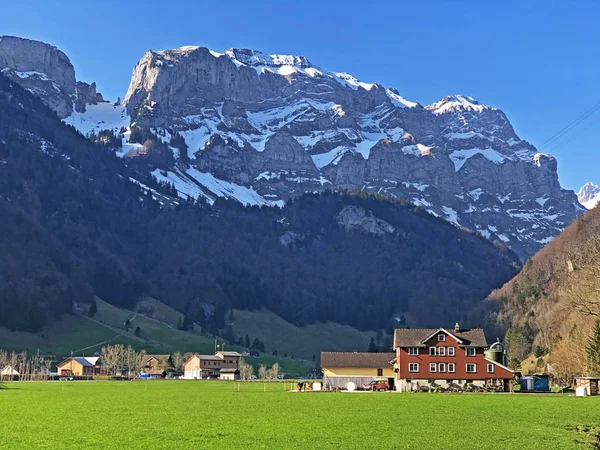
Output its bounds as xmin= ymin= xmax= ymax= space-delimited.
xmin=485 ymin=205 xmax=600 ymax=378
xmin=0 ymin=73 xmax=521 ymax=338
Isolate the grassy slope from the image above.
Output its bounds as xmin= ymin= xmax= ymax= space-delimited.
xmin=0 ymin=315 xmax=140 ymax=356
xmin=0 ymin=382 xmax=598 ymax=449
xmin=0 ymin=298 xmax=311 ymax=376
xmin=231 ymin=308 xmax=379 ymax=360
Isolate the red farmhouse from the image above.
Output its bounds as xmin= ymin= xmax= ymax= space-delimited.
xmin=393 ymin=324 xmax=514 ymax=391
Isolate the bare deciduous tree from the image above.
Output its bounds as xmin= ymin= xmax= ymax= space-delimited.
xmin=268 ymin=362 xmax=280 ymax=379
xmin=238 ymin=358 xmax=254 ymax=381
xmin=258 ymin=364 xmax=267 ymax=380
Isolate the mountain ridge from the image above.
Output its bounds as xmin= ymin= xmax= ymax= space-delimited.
xmin=0 ymin=36 xmax=584 ymax=260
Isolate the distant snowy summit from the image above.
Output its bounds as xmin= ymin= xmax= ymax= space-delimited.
xmin=578 ymin=182 xmax=600 ymax=209
xmin=0 ymin=37 xmax=584 ymax=259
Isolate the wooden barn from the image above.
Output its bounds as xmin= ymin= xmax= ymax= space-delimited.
xmin=321 ymin=352 xmax=396 ymax=390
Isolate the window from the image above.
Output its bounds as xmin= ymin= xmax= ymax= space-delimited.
xmin=439 ymin=363 xmax=446 ymax=373
xmin=448 ymin=347 xmax=455 ymax=357
xmin=487 ymin=364 xmax=494 ymax=374
xmin=438 ymin=334 xmax=446 ymax=342
xmin=429 ymin=347 xmax=436 ymax=356
xmin=439 ymin=347 xmax=446 ymax=356
xmin=409 ymin=363 xmax=419 ymax=372
xmin=377 ymin=368 xmax=383 ymax=376
xmin=448 ymin=363 xmax=456 ymax=373
xmin=429 ymin=363 xmax=437 ymax=373
xmin=408 ymin=347 xmax=419 ymax=356
xmin=466 ymin=347 xmax=476 ymax=357
xmin=466 ymin=363 xmax=476 ymax=373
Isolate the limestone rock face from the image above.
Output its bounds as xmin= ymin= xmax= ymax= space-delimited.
xmin=336 ymin=206 xmax=395 ymax=236
xmin=74 ymin=44 xmax=583 ymax=259
xmin=0 ymin=36 xmax=97 ymax=117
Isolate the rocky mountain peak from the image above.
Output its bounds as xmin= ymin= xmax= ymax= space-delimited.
xmin=577 ymin=182 xmax=600 ymax=209
xmin=426 ymin=94 xmax=489 ymax=115
xmin=0 ymin=35 xmax=98 ymax=118
xmin=61 ymin=41 xmax=584 ymax=260
xmin=223 ymin=48 xmax=313 ymax=69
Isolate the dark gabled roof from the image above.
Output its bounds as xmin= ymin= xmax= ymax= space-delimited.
xmin=144 ymin=354 xmax=171 ymax=364
xmin=197 ymin=354 xmax=222 ymax=361
xmin=393 ymin=328 xmax=487 ymax=348
xmin=321 ymin=352 xmax=396 ymax=369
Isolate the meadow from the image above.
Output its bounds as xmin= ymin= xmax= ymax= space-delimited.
xmin=0 ymin=381 xmax=598 ymax=449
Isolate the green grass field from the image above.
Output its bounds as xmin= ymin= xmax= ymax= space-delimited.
xmin=0 ymin=382 xmax=598 ymax=449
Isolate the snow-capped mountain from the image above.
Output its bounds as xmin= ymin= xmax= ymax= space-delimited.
xmin=578 ymin=182 xmax=600 ymax=209
xmin=0 ymin=38 xmax=584 ymax=260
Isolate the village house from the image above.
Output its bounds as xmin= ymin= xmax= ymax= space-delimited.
xmin=183 ymin=351 xmax=242 ymax=380
xmin=56 ymin=356 xmax=106 ymax=376
xmin=141 ymin=354 xmax=173 ymax=377
xmin=394 ymin=324 xmax=514 ymax=391
xmin=321 ymin=352 xmax=396 ymax=390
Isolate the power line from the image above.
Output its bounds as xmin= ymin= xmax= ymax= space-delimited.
xmin=539 ymin=99 xmax=600 ymax=151
xmin=548 ymin=114 xmax=600 ymax=153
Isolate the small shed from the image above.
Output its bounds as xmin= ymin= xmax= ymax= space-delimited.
xmin=574 ymin=377 xmax=600 ymax=396
xmin=0 ymin=365 xmax=19 ymax=378
xmin=219 ymin=368 xmax=238 ymax=381
xmin=520 ymin=375 xmax=549 ymax=392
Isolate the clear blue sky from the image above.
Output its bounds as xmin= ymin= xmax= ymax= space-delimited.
xmin=1 ymin=0 xmax=598 ymax=191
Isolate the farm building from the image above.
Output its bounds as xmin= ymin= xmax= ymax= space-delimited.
xmin=215 ymin=351 xmax=242 ymax=367
xmin=56 ymin=356 xmax=105 ymax=376
xmin=142 ymin=354 xmax=173 ymax=372
xmin=321 ymin=352 xmax=396 ymax=390
xmin=574 ymin=377 xmax=599 ymax=396
xmin=394 ymin=324 xmax=514 ymax=392
xmin=0 ymin=365 xmax=19 ymax=379
xmin=219 ymin=368 xmax=237 ymax=381
xmin=183 ymin=351 xmax=241 ymax=380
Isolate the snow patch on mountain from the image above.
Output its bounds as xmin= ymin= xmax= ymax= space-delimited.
xmin=64 ymin=102 xmax=130 ymax=135
xmin=427 ymin=94 xmax=487 ymax=114
xmin=449 ymin=148 xmax=506 ymax=171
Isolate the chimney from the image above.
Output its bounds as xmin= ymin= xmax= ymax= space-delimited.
xmin=454 ymin=323 xmax=460 ymax=333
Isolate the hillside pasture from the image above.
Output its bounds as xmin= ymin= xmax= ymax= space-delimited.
xmin=0 ymin=382 xmax=598 ymax=449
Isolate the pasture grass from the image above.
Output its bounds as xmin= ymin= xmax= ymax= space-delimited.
xmin=0 ymin=381 xmax=598 ymax=449
xmin=232 ymin=308 xmax=380 ymax=360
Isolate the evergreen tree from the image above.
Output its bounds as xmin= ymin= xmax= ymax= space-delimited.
xmin=224 ymin=325 xmax=235 ymax=343
xmin=124 ymin=319 xmax=131 ymax=331
xmin=134 ymin=326 xmax=141 ymax=337
xmin=251 ymin=337 xmax=261 ymax=350
xmin=368 ymin=337 xmax=378 ymax=353
xmin=88 ymin=299 xmax=98 ymax=317
xmin=182 ymin=315 xmax=194 ymax=331
xmin=244 ymin=334 xmax=250 ymax=348
xmin=587 ymin=319 xmax=600 ymax=376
